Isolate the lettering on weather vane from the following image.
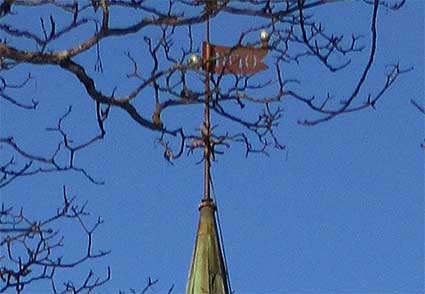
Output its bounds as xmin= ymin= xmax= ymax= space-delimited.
xmin=202 ymin=30 xmax=269 ymax=76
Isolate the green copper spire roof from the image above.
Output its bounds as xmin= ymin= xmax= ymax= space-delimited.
xmin=186 ymin=199 xmax=229 ymax=294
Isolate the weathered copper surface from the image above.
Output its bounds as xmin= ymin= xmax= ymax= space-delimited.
xmin=186 ymin=199 xmax=229 ymax=294
xmin=203 ymin=41 xmax=268 ymax=75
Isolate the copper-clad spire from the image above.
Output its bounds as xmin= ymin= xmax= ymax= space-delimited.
xmin=186 ymin=199 xmax=229 ymax=294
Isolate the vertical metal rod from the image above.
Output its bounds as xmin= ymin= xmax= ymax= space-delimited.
xmin=203 ymin=16 xmax=211 ymax=201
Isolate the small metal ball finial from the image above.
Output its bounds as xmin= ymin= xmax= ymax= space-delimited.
xmin=260 ymin=30 xmax=269 ymax=41
xmin=188 ymin=54 xmax=201 ymax=67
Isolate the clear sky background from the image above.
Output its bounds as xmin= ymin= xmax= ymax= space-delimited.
xmin=1 ymin=1 xmax=424 ymax=293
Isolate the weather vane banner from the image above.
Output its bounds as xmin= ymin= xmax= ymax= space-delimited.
xmin=203 ymin=42 xmax=268 ymax=75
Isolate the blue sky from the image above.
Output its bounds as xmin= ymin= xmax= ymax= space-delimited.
xmin=1 ymin=1 xmax=424 ymax=293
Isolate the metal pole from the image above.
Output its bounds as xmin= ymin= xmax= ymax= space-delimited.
xmin=203 ymin=16 xmax=211 ymax=201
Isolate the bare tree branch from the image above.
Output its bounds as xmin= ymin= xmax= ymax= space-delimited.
xmin=0 ymin=187 xmax=110 ymax=293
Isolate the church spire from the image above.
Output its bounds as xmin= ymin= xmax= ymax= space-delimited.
xmin=186 ymin=198 xmax=229 ymax=294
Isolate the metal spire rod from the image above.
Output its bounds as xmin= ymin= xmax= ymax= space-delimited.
xmin=203 ymin=14 xmax=212 ymax=201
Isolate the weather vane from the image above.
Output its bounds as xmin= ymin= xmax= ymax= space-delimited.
xmin=186 ymin=2 xmax=270 ymax=293
xmin=187 ymin=13 xmax=270 ymax=204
